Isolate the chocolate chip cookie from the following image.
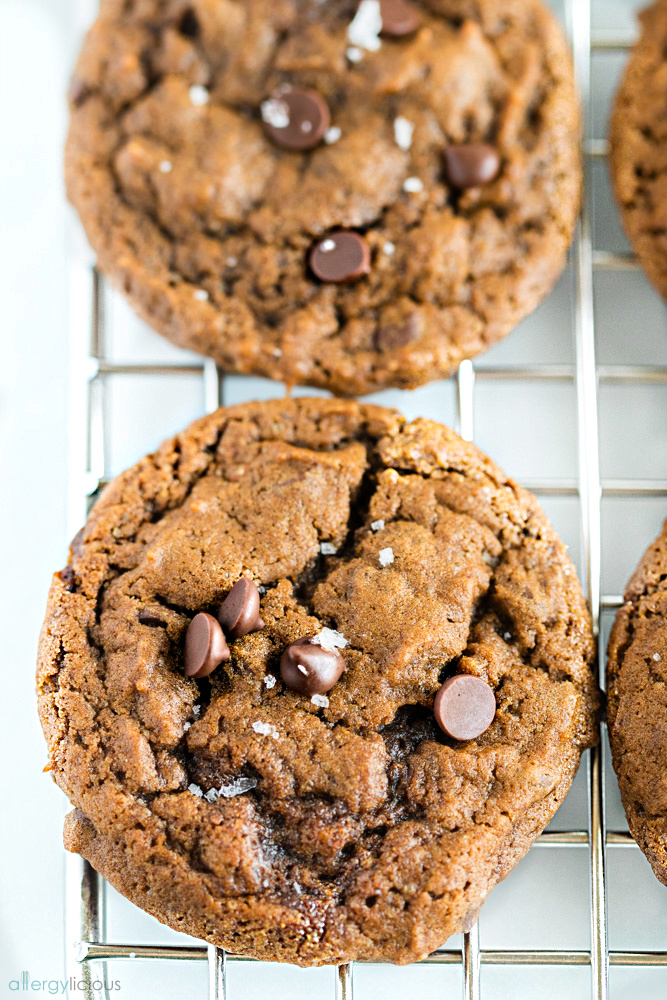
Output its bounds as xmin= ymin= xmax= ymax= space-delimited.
xmin=611 ymin=0 xmax=667 ymax=299
xmin=66 ymin=0 xmax=581 ymax=396
xmin=607 ymin=520 xmax=667 ymax=885
xmin=37 ymin=398 xmax=599 ymax=964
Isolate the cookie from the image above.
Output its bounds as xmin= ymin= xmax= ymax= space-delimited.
xmin=37 ymin=398 xmax=599 ymax=965
xmin=607 ymin=520 xmax=667 ymax=885
xmin=611 ymin=0 xmax=667 ymax=299
xmin=66 ymin=0 xmax=581 ymax=396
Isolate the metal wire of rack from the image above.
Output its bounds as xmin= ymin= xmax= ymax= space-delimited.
xmin=62 ymin=1 xmax=667 ymax=998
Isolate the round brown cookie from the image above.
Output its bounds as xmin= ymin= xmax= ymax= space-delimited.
xmin=66 ymin=0 xmax=581 ymax=396
xmin=37 ymin=398 xmax=599 ymax=965
xmin=607 ymin=520 xmax=667 ymax=886
xmin=610 ymin=0 xmax=667 ymax=299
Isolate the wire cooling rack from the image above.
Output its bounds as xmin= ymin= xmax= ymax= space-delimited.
xmin=63 ymin=1 xmax=667 ymax=997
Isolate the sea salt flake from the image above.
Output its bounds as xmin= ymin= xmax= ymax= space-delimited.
xmin=192 ymin=704 xmax=201 ymax=718
xmin=226 ymin=255 xmax=238 ymax=267
xmin=324 ymin=126 xmax=342 ymax=144
xmin=189 ymin=85 xmax=210 ymax=106
xmin=183 ymin=721 xmax=191 ymax=731
xmin=653 ymin=653 xmax=662 ymax=662
xmin=159 ymin=160 xmax=173 ymax=173
xmin=311 ymin=694 xmax=329 ymax=708
xmin=188 ymin=783 xmax=203 ymax=798
xmin=371 ymin=519 xmax=385 ymax=531
xmin=320 ymin=238 xmax=336 ymax=252
xmin=382 ymin=243 xmax=395 ymax=256
xmin=312 ymin=627 xmax=348 ymax=652
xmin=264 ymin=674 xmax=277 ymax=689
xmin=273 ymin=347 xmax=283 ymax=357
xmin=252 ymin=720 xmax=277 ymax=737
xmin=301 ymin=120 xmax=313 ymax=133
xmin=346 ymin=46 xmax=364 ymax=63
xmin=393 ymin=116 xmax=414 ymax=150
xmin=403 ymin=176 xmax=423 ymax=193
xmin=379 ymin=547 xmax=394 ymax=567
xmin=261 ymin=98 xmax=289 ymax=128
xmin=320 ymin=542 xmax=337 ymax=555
xmin=206 ymin=777 xmax=258 ymax=802
xmin=347 ymin=0 xmax=382 ymax=52
xmin=193 ymin=288 xmax=209 ymax=301
xmin=503 ymin=631 xmax=512 ymax=641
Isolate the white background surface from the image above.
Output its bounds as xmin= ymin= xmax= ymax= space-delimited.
xmin=0 ymin=1 xmax=666 ymax=998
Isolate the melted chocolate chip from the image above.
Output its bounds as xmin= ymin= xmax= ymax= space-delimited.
xmin=433 ymin=675 xmax=496 ymax=741
xmin=443 ymin=144 xmax=501 ymax=189
xmin=58 ymin=566 xmax=77 ymax=594
xmin=280 ymin=637 xmax=346 ymax=695
xmin=218 ymin=579 xmax=264 ymax=639
xmin=184 ymin=613 xmax=230 ymax=679
xmin=379 ymin=0 xmax=421 ymax=37
xmin=309 ymin=232 xmax=371 ymax=284
xmin=138 ymin=610 xmax=167 ymax=628
xmin=262 ymin=89 xmax=331 ymax=151
xmin=375 ymin=314 xmax=419 ymax=351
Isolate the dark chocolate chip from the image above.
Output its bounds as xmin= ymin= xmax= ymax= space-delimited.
xmin=443 ymin=144 xmax=501 ymax=189
xmin=184 ymin=613 xmax=230 ymax=679
xmin=262 ymin=89 xmax=331 ymax=151
xmin=179 ymin=9 xmax=200 ymax=37
xmin=309 ymin=232 xmax=371 ymax=284
xmin=59 ymin=566 xmax=77 ymax=593
xmin=280 ymin=637 xmax=346 ymax=695
xmin=374 ymin=314 xmax=419 ymax=351
xmin=433 ymin=674 xmax=496 ymax=741
xmin=138 ymin=610 xmax=167 ymax=628
xmin=218 ymin=579 xmax=264 ymax=639
xmin=379 ymin=0 xmax=421 ymax=37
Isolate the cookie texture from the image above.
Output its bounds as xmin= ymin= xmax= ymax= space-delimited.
xmin=611 ymin=0 xmax=667 ymax=299
xmin=66 ymin=0 xmax=581 ymax=395
xmin=607 ymin=520 xmax=667 ymax=885
xmin=37 ymin=398 xmax=599 ymax=965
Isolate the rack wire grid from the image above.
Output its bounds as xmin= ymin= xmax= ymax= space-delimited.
xmin=63 ymin=0 xmax=667 ymax=998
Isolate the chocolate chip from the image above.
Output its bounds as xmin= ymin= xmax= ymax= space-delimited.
xmin=218 ymin=579 xmax=264 ymax=639
xmin=374 ymin=314 xmax=419 ymax=351
xmin=184 ymin=613 xmax=230 ymax=679
xmin=138 ymin=610 xmax=167 ymax=628
xmin=280 ymin=637 xmax=346 ymax=695
xmin=179 ymin=9 xmax=200 ymax=38
xmin=379 ymin=0 xmax=421 ymax=37
xmin=309 ymin=232 xmax=371 ymax=284
xmin=262 ymin=89 xmax=331 ymax=151
xmin=433 ymin=675 xmax=496 ymax=741
xmin=443 ymin=144 xmax=501 ymax=189
xmin=59 ymin=566 xmax=77 ymax=593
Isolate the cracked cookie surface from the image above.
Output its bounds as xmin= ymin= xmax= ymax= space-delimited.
xmin=611 ymin=0 xmax=667 ymax=300
xmin=607 ymin=519 xmax=667 ymax=886
xmin=37 ymin=398 xmax=599 ymax=964
xmin=66 ymin=0 xmax=581 ymax=395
